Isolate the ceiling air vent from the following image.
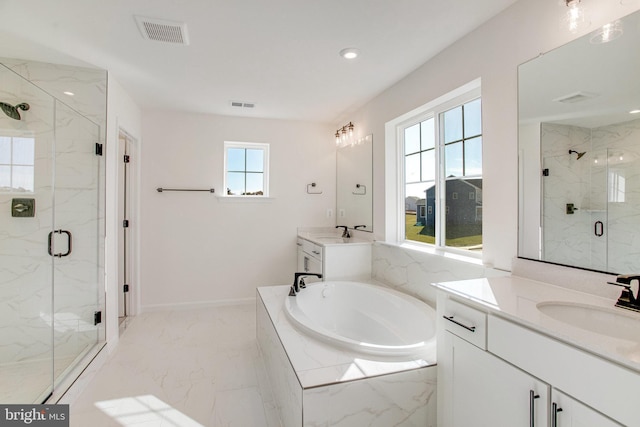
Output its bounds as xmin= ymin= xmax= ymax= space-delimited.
xmin=553 ymin=91 xmax=598 ymax=104
xmin=134 ymin=16 xmax=189 ymax=45
xmin=230 ymin=101 xmax=256 ymax=109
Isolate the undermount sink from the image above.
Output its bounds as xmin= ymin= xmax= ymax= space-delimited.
xmin=312 ymin=236 xmax=349 ymax=244
xmin=537 ymin=301 xmax=640 ymax=343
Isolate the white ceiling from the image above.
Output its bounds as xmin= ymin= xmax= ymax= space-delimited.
xmin=0 ymin=0 xmax=518 ymax=123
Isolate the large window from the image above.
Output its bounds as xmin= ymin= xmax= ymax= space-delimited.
xmin=224 ymin=141 xmax=269 ymax=196
xmin=402 ymin=96 xmax=482 ymax=252
xmin=0 ymin=135 xmax=35 ymax=192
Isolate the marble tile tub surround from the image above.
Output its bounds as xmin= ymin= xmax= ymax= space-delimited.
xmin=257 ymin=285 xmax=437 ymax=426
xmin=372 ymin=242 xmax=508 ymax=304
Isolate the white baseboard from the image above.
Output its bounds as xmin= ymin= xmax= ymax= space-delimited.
xmin=141 ymin=297 xmax=256 ymax=312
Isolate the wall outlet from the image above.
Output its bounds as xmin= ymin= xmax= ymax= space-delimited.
xmin=326 ymin=208 xmax=333 ymax=218
xmin=339 ymin=209 xmax=346 ymax=218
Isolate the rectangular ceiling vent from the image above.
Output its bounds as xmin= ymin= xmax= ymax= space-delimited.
xmin=230 ymin=101 xmax=255 ymax=109
xmin=135 ymin=16 xmax=189 ymax=45
xmin=553 ymin=91 xmax=598 ymax=104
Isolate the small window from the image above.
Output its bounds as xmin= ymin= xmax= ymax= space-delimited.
xmin=0 ymin=135 xmax=35 ymax=192
xmin=224 ymin=141 xmax=269 ymax=196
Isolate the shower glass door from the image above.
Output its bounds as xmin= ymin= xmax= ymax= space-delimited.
xmin=0 ymin=63 xmax=104 ymax=404
xmin=51 ymin=101 xmax=102 ymax=391
xmin=0 ymin=65 xmax=56 ymax=403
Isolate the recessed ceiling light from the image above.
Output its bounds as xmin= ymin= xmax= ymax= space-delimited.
xmin=63 ymin=91 xmax=74 ymax=96
xmin=339 ymin=48 xmax=359 ymax=60
xmin=630 ymin=109 xmax=640 ymax=114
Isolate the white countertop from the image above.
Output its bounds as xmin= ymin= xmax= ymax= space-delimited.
xmin=432 ymin=276 xmax=640 ymax=372
xmin=297 ymin=229 xmax=373 ymax=246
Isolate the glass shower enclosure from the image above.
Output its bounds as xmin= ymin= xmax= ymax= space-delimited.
xmin=0 ymin=63 xmax=105 ymax=403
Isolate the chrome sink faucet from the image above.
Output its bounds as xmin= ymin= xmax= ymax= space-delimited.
xmin=607 ymin=274 xmax=640 ymax=312
xmin=336 ymin=225 xmax=350 ymax=238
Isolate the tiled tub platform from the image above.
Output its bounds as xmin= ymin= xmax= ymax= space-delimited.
xmin=256 ymin=285 xmax=437 ymax=427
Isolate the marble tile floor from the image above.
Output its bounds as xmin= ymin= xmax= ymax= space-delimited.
xmin=70 ymin=303 xmax=282 ymax=427
xmin=0 ymin=356 xmax=78 ymax=404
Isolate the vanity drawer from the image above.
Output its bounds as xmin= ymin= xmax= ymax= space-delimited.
xmin=442 ymin=298 xmax=487 ymax=350
xmin=301 ymin=239 xmax=322 ymax=261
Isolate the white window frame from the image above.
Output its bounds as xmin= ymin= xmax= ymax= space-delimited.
xmin=223 ymin=141 xmax=270 ymax=197
xmin=384 ymin=79 xmax=481 ymax=257
xmin=0 ymin=133 xmax=35 ymax=193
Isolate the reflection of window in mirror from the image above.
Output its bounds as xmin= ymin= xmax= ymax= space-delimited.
xmin=0 ymin=135 xmax=35 ymax=192
xmin=401 ymin=91 xmax=482 ymax=253
xmin=223 ymin=141 xmax=269 ymax=196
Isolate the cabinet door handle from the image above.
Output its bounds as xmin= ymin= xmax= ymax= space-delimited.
xmin=443 ymin=315 xmax=476 ymax=332
xmin=312 ymin=250 xmax=320 ymax=255
xmin=529 ymin=390 xmax=540 ymax=427
xmin=552 ymin=402 xmax=563 ymax=427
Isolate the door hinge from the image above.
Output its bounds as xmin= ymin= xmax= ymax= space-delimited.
xmin=94 ymin=311 xmax=102 ymax=325
xmin=123 ymin=284 xmax=130 ymax=293
xmin=95 ymin=143 xmax=103 ymax=156
xmin=123 ymin=219 xmax=129 ymax=228
xmin=124 ymin=155 xmax=130 ymax=163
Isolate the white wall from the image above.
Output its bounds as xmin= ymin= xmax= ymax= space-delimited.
xmin=342 ymin=0 xmax=640 ymax=271
xmin=106 ymin=75 xmax=142 ymax=348
xmin=139 ymin=112 xmax=335 ymax=309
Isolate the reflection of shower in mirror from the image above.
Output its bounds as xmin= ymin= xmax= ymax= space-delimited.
xmin=568 ymin=149 xmax=586 ymax=160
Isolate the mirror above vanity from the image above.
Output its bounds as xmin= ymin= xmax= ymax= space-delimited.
xmin=336 ymin=134 xmax=373 ymax=232
xmin=518 ymin=9 xmax=640 ymax=274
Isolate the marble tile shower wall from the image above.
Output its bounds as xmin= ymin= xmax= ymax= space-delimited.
xmin=371 ymin=242 xmax=507 ymax=304
xmin=0 ymin=61 xmax=105 ymax=365
xmin=541 ymin=119 xmax=640 ymax=273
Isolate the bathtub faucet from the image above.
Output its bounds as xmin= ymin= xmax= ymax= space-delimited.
xmin=289 ymin=272 xmax=323 ymax=296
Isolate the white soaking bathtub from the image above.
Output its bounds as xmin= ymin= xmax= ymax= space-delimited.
xmin=284 ymin=281 xmax=436 ymax=357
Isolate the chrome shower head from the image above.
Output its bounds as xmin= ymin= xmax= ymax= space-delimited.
xmin=569 ymin=149 xmax=586 ymax=160
xmin=0 ymin=102 xmax=30 ymax=120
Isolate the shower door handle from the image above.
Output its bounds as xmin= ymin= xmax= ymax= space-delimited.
xmin=48 ymin=229 xmax=72 ymax=257
xmin=594 ymin=221 xmax=604 ymax=237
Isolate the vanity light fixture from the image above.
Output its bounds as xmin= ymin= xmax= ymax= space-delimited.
xmin=335 ymin=122 xmax=355 ymax=146
xmin=629 ymin=109 xmax=640 ymax=114
xmin=563 ymin=0 xmax=588 ymax=33
xmin=590 ymin=20 xmax=623 ymax=44
xmin=339 ymin=48 xmax=359 ymax=59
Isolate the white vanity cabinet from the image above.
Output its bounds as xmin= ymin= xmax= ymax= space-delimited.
xmin=442 ymin=333 xmax=549 ymax=426
xmin=437 ymin=293 xmax=630 ymax=427
xmin=296 ymin=236 xmax=371 ymax=281
xmin=438 ymin=296 xmax=548 ymax=427
xmin=296 ymin=238 xmax=322 ymax=276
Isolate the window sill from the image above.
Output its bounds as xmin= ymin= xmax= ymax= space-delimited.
xmin=216 ymin=195 xmax=275 ymax=203
xmin=379 ymin=240 xmax=484 ymax=266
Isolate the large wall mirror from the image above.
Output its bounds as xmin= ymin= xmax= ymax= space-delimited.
xmin=518 ymin=9 xmax=640 ymax=274
xmin=336 ymin=134 xmax=373 ymax=232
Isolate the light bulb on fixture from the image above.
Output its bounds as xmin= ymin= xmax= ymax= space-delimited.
xmin=563 ymin=0 xmax=588 ymax=34
xmin=590 ymin=20 xmax=623 ymax=44
xmin=334 ymin=122 xmax=356 ymax=146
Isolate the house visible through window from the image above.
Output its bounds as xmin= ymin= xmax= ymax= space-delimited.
xmin=224 ymin=141 xmax=269 ymax=196
xmin=0 ymin=135 xmax=35 ymax=192
xmin=403 ymin=95 xmax=482 ymax=252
